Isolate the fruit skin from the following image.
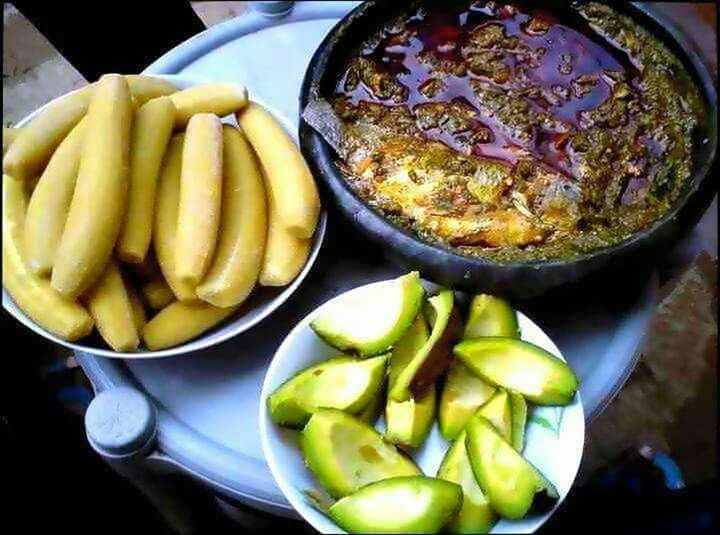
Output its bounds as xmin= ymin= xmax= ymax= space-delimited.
xmin=142 ymin=300 xmax=238 ymax=351
xmin=3 ymin=85 xmax=93 ymax=180
xmin=141 ymin=276 xmax=175 ymax=310
xmin=454 ymin=337 xmax=579 ymax=405
xmin=267 ymin=355 xmax=387 ymax=428
xmin=23 ymin=117 xmax=87 ymax=276
xmin=237 ymin=102 xmax=320 ymax=239
xmin=51 ymin=74 xmax=133 ymax=299
xmin=311 ymin=272 xmax=425 ymax=358
xmin=84 ymin=260 xmax=140 ymax=352
xmin=197 ymin=126 xmax=268 ymax=307
xmin=117 ymin=95 xmax=176 ymax=264
xmin=464 ymin=294 xmax=519 ymax=339
xmin=2 ymin=174 xmax=93 ymax=341
xmin=300 ymin=408 xmax=421 ymax=499
xmin=437 ymin=430 xmax=497 ymax=534
xmin=476 ymin=389 xmax=513 ymax=443
xmin=169 ymin=82 xmax=248 ymax=126
xmin=152 ymin=134 xmax=198 ymax=301
xmin=390 ymin=289 xmax=460 ymax=401
xmin=465 ymin=415 xmax=558 ymax=519
xmin=509 ymin=391 xmax=527 ymax=452
xmin=328 ymin=476 xmax=463 ymax=534
xmin=439 ymin=360 xmax=496 ymax=441
xmin=385 ymin=314 xmax=435 ymax=448
xmin=175 ymin=113 xmax=223 ymax=286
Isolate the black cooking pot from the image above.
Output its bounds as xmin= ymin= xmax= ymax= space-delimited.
xmin=299 ymin=0 xmax=717 ymax=298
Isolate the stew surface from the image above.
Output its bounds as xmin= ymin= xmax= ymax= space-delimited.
xmin=332 ymin=1 xmax=704 ymax=261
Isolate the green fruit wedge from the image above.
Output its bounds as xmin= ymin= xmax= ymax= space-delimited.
xmin=465 ymin=415 xmax=558 ymax=519
xmin=268 ymin=355 xmax=388 ymax=428
xmin=385 ymin=386 xmax=436 ymax=449
xmin=476 ymin=390 xmax=513 ymax=443
xmin=358 ymin=380 xmax=386 ymax=425
xmin=437 ymin=431 xmax=497 ymax=534
xmin=454 ymin=338 xmax=579 ymax=405
xmin=311 ymin=272 xmax=425 ymax=356
xmin=267 ymin=356 xmax=354 ymax=427
xmin=300 ymin=409 xmax=421 ymax=498
xmin=439 ymin=360 xmax=496 ymax=441
xmin=385 ymin=314 xmax=435 ymax=448
xmin=390 ymin=290 xmax=460 ymax=402
xmin=388 ymin=314 xmax=429 ymax=389
xmin=328 ymin=476 xmax=463 ymax=534
xmin=464 ymin=294 xmax=520 ymax=339
xmin=509 ymin=391 xmax=527 ymax=452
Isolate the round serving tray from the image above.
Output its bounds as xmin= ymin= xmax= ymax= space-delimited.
xmin=74 ymin=1 xmax=716 ymax=518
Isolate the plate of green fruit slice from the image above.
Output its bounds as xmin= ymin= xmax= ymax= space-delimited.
xmin=260 ymin=272 xmax=584 ymax=534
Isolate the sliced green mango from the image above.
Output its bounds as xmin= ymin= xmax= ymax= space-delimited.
xmin=390 ymin=290 xmax=460 ymax=402
xmin=509 ymin=391 xmax=527 ymax=452
xmin=465 ymin=415 xmax=558 ymax=519
xmin=358 ymin=380 xmax=386 ymax=425
xmin=311 ymin=271 xmax=425 ymax=356
xmin=437 ymin=430 xmax=497 ymax=534
xmin=384 ymin=314 xmax=435 ymax=448
xmin=385 ymin=385 xmax=436 ymax=449
xmin=476 ymin=390 xmax=512 ymax=443
xmin=454 ymin=337 xmax=579 ymax=405
xmin=464 ymin=294 xmax=520 ymax=339
xmin=267 ymin=356 xmax=355 ymax=427
xmin=439 ymin=360 xmax=496 ymax=441
xmin=267 ymin=355 xmax=387 ymax=428
xmin=300 ymin=408 xmax=421 ymax=498
xmin=388 ymin=314 xmax=429 ymax=388
xmin=328 ymin=476 xmax=463 ymax=534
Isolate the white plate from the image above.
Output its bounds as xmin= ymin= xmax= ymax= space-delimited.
xmin=2 ymin=73 xmax=327 ymax=359
xmin=260 ymin=279 xmax=585 ymax=533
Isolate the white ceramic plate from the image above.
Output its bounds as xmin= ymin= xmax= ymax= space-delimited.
xmin=260 ymin=279 xmax=585 ymax=533
xmin=2 ymin=74 xmax=327 ymax=358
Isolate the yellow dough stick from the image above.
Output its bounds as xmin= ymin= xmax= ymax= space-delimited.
xmin=124 ymin=75 xmax=179 ymax=105
xmin=127 ymin=285 xmax=148 ymax=333
xmin=169 ymin=83 xmax=248 ymax=126
xmin=237 ymin=102 xmax=320 ymax=239
xmin=3 ymin=127 xmax=21 ymax=155
xmin=23 ymin=118 xmax=88 ymax=277
xmin=51 ymin=74 xmax=133 ymax=299
xmin=259 ymin=195 xmax=312 ymax=287
xmin=143 ymin=300 xmax=238 ymax=351
xmin=3 ymin=85 xmax=94 ymax=180
xmin=2 ymin=75 xmax=176 ymax=181
xmin=84 ymin=260 xmax=139 ymax=352
xmin=118 ymin=96 xmax=176 ymax=263
xmin=197 ymin=126 xmax=267 ymax=307
xmin=153 ymin=134 xmax=198 ymax=301
xmin=175 ymin=113 xmax=223 ymax=285
xmin=2 ymin=174 xmax=93 ymax=340
xmin=141 ymin=276 xmax=175 ymax=310
xmin=2 ymin=75 xmax=175 ymax=180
